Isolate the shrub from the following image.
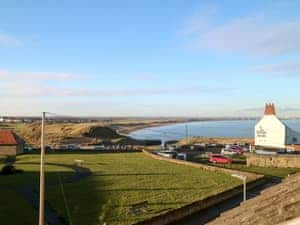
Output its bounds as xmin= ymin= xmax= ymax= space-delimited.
xmin=1 ymin=165 xmax=16 ymax=175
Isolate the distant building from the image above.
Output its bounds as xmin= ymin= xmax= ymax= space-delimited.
xmin=0 ymin=117 xmax=22 ymax=123
xmin=0 ymin=130 xmax=24 ymax=155
xmin=255 ymin=103 xmax=300 ymax=151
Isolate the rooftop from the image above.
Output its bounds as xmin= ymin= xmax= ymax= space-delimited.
xmin=0 ymin=130 xmax=19 ymax=145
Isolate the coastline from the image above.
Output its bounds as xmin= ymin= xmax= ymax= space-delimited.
xmin=116 ymin=120 xmax=254 ymax=144
xmin=115 ymin=120 xmax=187 ymax=135
xmin=116 ymin=118 xmax=257 ymax=135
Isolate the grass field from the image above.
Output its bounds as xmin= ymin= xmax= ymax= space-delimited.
xmin=0 ymin=152 xmax=242 ymax=225
xmin=0 ymin=189 xmax=38 ymax=225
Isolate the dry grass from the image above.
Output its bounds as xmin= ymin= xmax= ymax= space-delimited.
xmin=16 ymin=122 xmax=112 ymax=147
xmin=178 ymin=137 xmax=253 ymax=146
xmin=8 ymin=119 xmax=172 ymax=147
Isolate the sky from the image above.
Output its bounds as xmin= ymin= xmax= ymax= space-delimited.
xmin=1 ymin=0 xmax=300 ymax=117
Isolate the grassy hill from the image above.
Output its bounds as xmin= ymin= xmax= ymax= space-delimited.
xmin=83 ymin=126 xmax=122 ymax=139
xmin=2 ymin=122 xmax=124 ymax=147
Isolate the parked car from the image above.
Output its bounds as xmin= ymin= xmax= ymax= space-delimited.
xmin=209 ymin=154 xmax=232 ymax=164
xmin=24 ymin=146 xmax=33 ymax=152
xmin=67 ymin=144 xmax=80 ymax=150
xmin=255 ymin=149 xmax=277 ymax=155
xmin=157 ymin=151 xmax=177 ymax=158
xmin=221 ymin=148 xmax=239 ymax=155
xmin=45 ymin=145 xmax=52 ymax=151
xmin=230 ymin=145 xmax=245 ymax=153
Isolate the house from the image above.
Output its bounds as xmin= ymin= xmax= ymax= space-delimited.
xmin=0 ymin=130 xmax=24 ymax=155
xmin=255 ymin=103 xmax=300 ymax=150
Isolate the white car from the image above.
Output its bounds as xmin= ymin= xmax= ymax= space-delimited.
xmin=221 ymin=148 xmax=238 ymax=155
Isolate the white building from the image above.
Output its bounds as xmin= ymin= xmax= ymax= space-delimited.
xmin=255 ymin=103 xmax=300 ymax=150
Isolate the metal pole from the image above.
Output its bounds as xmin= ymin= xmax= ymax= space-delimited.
xmin=39 ymin=112 xmax=46 ymax=225
xmin=185 ymin=125 xmax=188 ymax=144
xmin=243 ymin=178 xmax=246 ymax=202
xmin=232 ymin=174 xmax=247 ymax=202
xmin=161 ymin=132 xmax=165 ymax=150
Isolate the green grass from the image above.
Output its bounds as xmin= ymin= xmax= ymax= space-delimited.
xmin=0 ymin=152 xmax=242 ymax=225
xmin=0 ymin=189 xmax=38 ymax=225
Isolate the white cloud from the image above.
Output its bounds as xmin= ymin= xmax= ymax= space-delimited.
xmin=181 ymin=4 xmax=218 ymax=36
xmin=0 ymin=32 xmax=22 ymax=47
xmin=250 ymin=61 xmax=300 ymax=73
xmin=135 ymin=74 xmax=157 ymax=81
xmin=0 ymin=82 xmax=234 ymax=97
xmin=0 ymin=70 xmax=83 ymax=81
xmin=182 ymin=14 xmax=300 ymax=56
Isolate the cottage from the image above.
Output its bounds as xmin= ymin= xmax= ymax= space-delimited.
xmin=255 ymin=103 xmax=300 ymax=151
xmin=0 ymin=130 xmax=24 ymax=155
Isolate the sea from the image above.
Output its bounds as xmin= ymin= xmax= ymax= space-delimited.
xmin=129 ymin=119 xmax=300 ymax=141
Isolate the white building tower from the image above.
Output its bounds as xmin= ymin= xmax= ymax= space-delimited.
xmin=255 ymin=103 xmax=300 ymax=150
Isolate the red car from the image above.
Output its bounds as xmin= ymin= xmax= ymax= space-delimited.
xmin=209 ymin=154 xmax=232 ymax=164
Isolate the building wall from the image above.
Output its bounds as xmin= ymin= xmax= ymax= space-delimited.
xmin=16 ymin=143 xmax=24 ymax=154
xmin=247 ymin=153 xmax=300 ymax=168
xmin=0 ymin=145 xmax=17 ymax=156
xmin=255 ymin=115 xmax=286 ymax=148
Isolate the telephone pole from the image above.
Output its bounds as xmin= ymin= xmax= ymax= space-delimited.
xmin=185 ymin=124 xmax=189 ymax=144
xmin=39 ymin=112 xmax=46 ymax=225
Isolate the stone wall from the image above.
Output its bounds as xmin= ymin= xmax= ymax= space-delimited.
xmin=246 ymin=153 xmax=300 ymax=168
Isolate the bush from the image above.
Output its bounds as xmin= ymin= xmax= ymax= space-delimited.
xmin=1 ymin=165 xmax=23 ymax=175
xmin=1 ymin=165 xmax=16 ymax=175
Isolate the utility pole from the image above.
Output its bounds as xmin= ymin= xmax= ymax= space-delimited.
xmin=185 ymin=124 xmax=189 ymax=145
xmin=39 ymin=112 xmax=46 ymax=225
xmin=161 ymin=132 xmax=165 ymax=150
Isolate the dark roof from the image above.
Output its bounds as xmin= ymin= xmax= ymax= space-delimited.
xmin=0 ymin=130 xmax=19 ymax=145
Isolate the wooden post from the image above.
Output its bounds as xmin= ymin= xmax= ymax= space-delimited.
xmin=39 ymin=112 xmax=46 ymax=225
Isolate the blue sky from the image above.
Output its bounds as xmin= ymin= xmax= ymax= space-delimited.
xmin=1 ymin=0 xmax=300 ymax=117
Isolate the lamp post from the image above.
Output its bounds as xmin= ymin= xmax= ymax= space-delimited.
xmin=232 ymin=174 xmax=247 ymax=202
xmin=161 ymin=132 xmax=166 ymax=150
xmin=39 ymin=112 xmax=46 ymax=225
xmin=185 ymin=124 xmax=189 ymax=144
